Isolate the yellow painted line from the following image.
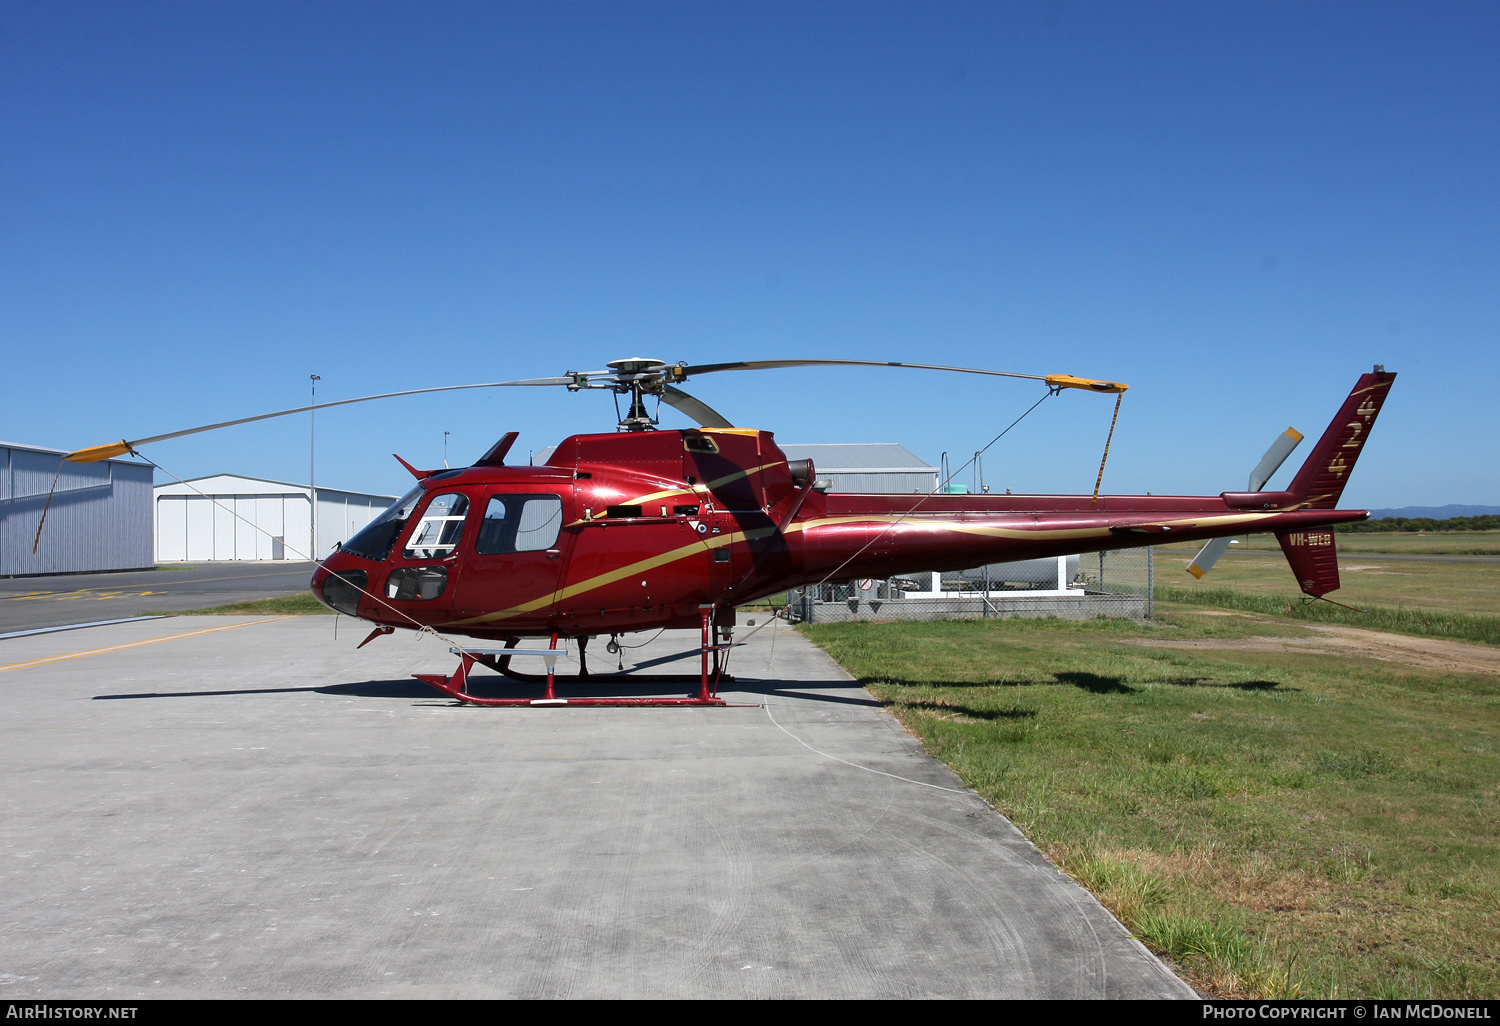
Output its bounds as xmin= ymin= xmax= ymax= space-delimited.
xmin=0 ymin=616 xmax=298 ymax=675
xmin=3 ymin=589 xmax=169 ymax=604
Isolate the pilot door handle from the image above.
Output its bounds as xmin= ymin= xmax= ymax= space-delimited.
xmin=545 ymin=549 xmax=561 ymax=559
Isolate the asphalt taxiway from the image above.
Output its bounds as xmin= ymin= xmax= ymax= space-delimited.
xmin=0 ymin=562 xmax=318 ymax=634
xmin=0 ymin=614 xmax=1192 ymax=998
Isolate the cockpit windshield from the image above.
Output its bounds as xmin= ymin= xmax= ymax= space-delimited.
xmin=340 ymin=485 xmax=424 ymax=561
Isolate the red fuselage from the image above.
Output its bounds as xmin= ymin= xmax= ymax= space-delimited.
xmin=310 ymin=424 xmax=1368 ymax=641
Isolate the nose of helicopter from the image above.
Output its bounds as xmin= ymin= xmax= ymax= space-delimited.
xmin=310 ymin=551 xmax=369 ymax=618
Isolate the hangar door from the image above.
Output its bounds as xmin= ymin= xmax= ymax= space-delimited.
xmin=156 ymin=494 xmax=312 ymax=561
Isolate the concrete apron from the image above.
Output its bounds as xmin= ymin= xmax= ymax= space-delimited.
xmin=0 ymin=614 xmax=1193 ymax=999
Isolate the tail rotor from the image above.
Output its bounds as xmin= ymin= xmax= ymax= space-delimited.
xmin=1186 ymin=427 xmax=1304 ymax=580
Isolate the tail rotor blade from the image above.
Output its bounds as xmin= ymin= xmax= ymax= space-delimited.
xmin=1187 ymin=536 xmax=1233 ymax=579
xmin=1248 ymin=428 xmax=1304 ymax=492
xmin=1189 ymin=426 xmax=1305 ymax=580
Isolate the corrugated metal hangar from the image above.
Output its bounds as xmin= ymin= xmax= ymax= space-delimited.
xmin=778 ymin=443 xmax=939 ymax=494
xmin=1 ymin=440 xmax=154 ymax=576
xmin=154 ymin=475 xmax=396 ymax=563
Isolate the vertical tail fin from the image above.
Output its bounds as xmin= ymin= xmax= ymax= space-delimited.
xmin=1285 ymin=367 xmax=1396 ymax=509
xmin=1274 ymin=365 xmax=1395 ymax=598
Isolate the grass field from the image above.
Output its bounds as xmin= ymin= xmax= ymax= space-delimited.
xmin=802 ymin=613 xmax=1500 ymax=998
xmin=1148 ymin=544 xmax=1500 ymax=650
xmin=1156 ymin=546 xmax=1500 ymax=618
xmin=159 ymin=592 xmax=332 ymax=616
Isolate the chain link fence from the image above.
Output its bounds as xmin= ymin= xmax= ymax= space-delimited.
xmin=784 ymin=548 xmax=1154 ymax=623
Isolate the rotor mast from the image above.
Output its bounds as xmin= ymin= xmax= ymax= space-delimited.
xmin=568 ymin=357 xmax=690 ymax=432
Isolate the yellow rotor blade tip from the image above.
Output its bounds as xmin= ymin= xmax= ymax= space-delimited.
xmin=65 ymin=440 xmax=132 ymax=463
xmin=1044 ymin=374 xmax=1129 ymax=393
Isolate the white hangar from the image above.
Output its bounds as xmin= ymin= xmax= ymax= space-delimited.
xmin=154 ymin=475 xmax=397 ymax=563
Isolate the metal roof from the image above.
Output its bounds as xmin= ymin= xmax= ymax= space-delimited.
xmin=153 ymin=474 xmax=396 ymax=501
xmin=0 ymin=439 xmax=148 ymax=469
xmin=778 ymin=443 xmax=935 ymax=473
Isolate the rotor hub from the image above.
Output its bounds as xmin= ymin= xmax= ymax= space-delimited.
xmin=606 ymin=357 xmax=668 ymax=378
xmin=593 ymin=359 xmax=691 ymax=430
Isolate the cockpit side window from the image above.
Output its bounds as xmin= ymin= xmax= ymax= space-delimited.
xmin=476 ymin=494 xmax=563 ymax=554
xmin=402 ymin=492 xmax=470 ymax=559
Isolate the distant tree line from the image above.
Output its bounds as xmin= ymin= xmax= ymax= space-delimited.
xmin=1336 ymin=515 xmax=1500 ymax=533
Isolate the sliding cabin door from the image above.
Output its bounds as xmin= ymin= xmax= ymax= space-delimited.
xmin=448 ymin=488 xmax=572 ymax=628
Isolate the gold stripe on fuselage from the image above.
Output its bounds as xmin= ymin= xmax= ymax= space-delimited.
xmin=445 ymin=509 xmax=1282 ymax=626
xmin=564 ymin=462 xmax=785 ymax=527
xmin=446 ymin=524 xmax=779 ymax=626
xmin=782 ymin=509 xmax=1281 ymax=541
xmin=622 ymin=461 xmax=783 ymax=509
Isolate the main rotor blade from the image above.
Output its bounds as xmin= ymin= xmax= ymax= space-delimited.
xmin=660 ymin=385 xmax=735 ymax=428
xmin=681 ymin=359 xmax=1128 ymax=393
xmin=1247 ymin=427 xmax=1304 ymax=492
xmin=65 ymin=377 xmax=575 ymax=462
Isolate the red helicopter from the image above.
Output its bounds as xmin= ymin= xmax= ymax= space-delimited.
xmin=64 ymin=359 xmax=1396 ymax=707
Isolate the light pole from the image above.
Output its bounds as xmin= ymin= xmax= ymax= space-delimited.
xmin=310 ymin=374 xmax=320 ymax=560
xmin=444 ymin=430 xmax=450 ymax=468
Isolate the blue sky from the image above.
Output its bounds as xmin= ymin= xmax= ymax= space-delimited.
xmin=3 ymin=1 xmax=1496 ymax=506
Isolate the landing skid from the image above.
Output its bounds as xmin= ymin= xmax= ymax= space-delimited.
xmin=413 ymin=606 xmax=736 ymax=707
xmin=475 ymin=654 xmax=735 ymax=687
